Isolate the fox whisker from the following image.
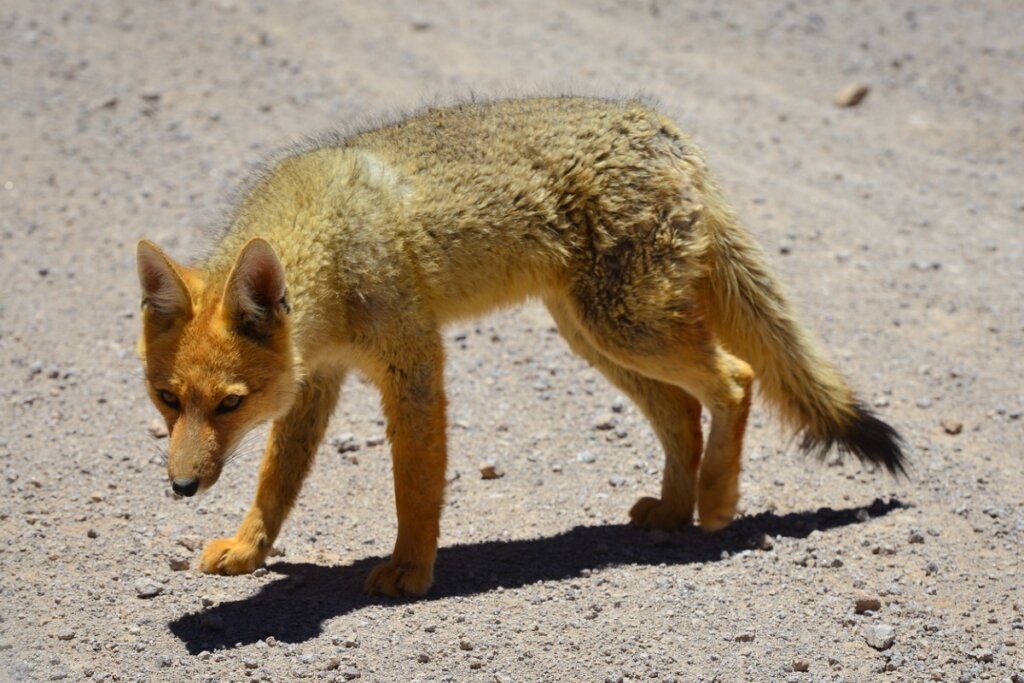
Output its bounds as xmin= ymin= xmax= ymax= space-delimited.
xmin=149 ymin=443 xmax=168 ymax=466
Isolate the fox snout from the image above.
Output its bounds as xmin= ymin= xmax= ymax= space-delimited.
xmin=166 ymin=450 xmax=223 ymax=496
xmin=166 ymin=458 xmax=222 ymax=497
xmin=165 ymin=416 xmax=225 ymax=496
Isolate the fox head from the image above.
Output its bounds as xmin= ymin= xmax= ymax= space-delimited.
xmin=136 ymin=238 xmax=297 ymax=496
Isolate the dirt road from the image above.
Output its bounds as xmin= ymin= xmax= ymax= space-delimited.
xmin=1 ymin=1 xmax=1022 ymax=681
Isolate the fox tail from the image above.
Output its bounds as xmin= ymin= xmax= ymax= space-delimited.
xmin=701 ymin=200 xmax=906 ymax=475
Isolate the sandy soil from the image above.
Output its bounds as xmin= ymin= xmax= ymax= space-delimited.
xmin=1 ymin=1 xmax=1022 ymax=681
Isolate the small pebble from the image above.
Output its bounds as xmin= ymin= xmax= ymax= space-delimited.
xmin=940 ymin=418 xmax=963 ymax=435
xmin=577 ymin=450 xmax=596 ymax=464
xmin=479 ymin=463 xmax=504 ymax=480
xmin=176 ymin=535 xmax=202 ymax=551
xmin=342 ymin=668 xmax=361 ymax=680
xmin=864 ymin=624 xmax=895 ymax=650
xmin=134 ymin=579 xmax=164 ymax=599
xmin=331 ymin=433 xmax=361 ymax=453
xmin=594 ymin=414 xmax=617 ymax=430
xmin=833 ymin=82 xmax=870 ymax=107
xmin=417 ymin=653 xmax=430 ymax=663
xmin=459 ymin=637 xmax=474 ymax=651
xmin=754 ymin=533 xmax=775 ymax=551
xmin=855 ymin=594 xmax=882 ymax=614
xmin=791 ymin=658 xmax=810 ymax=672
xmin=147 ymin=419 xmax=168 ymax=439
xmin=168 ymin=557 xmax=189 ymax=571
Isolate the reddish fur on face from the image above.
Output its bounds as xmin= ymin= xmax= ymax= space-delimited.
xmin=139 ymin=245 xmax=296 ymax=492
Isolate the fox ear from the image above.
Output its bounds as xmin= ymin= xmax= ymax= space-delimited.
xmin=223 ymin=238 xmax=289 ymax=341
xmin=137 ymin=240 xmax=192 ymax=323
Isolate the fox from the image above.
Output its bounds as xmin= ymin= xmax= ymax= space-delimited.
xmin=136 ymin=96 xmax=905 ymax=597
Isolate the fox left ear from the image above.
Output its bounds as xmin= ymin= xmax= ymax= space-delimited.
xmin=224 ymin=238 xmax=289 ymax=341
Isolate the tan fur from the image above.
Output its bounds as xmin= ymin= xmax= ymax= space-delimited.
xmin=137 ymin=96 xmax=898 ymax=597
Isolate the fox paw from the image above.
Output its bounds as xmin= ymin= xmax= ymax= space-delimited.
xmin=199 ymin=538 xmax=263 ymax=575
xmin=697 ymin=484 xmax=739 ymax=531
xmin=365 ymin=561 xmax=433 ymax=598
xmin=629 ymin=496 xmax=694 ymax=530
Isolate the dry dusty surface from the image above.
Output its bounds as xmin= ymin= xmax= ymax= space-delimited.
xmin=1 ymin=1 xmax=1023 ymax=682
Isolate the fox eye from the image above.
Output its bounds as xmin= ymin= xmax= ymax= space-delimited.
xmin=157 ymin=390 xmax=180 ymax=409
xmin=216 ymin=394 xmax=244 ymax=414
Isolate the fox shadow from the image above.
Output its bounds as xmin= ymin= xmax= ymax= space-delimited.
xmin=168 ymin=497 xmax=903 ymax=653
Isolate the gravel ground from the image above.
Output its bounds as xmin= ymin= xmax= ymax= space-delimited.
xmin=2 ymin=1 xmax=1022 ymax=681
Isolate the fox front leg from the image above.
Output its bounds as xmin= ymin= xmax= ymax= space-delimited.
xmin=365 ymin=345 xmax=448 ymax=597
xmin=199 ymin=372 xmax=342 ymax=574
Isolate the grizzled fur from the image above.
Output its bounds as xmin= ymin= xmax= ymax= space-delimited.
xmin=137 ymin=97 xmax=904 ymax=598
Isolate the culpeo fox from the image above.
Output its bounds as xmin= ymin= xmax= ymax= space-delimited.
xmin=136 ymin=96 xmax=905 ymax=597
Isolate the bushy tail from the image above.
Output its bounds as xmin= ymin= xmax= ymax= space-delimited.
xmin=701 ymin=206 xmax=906 ymax=475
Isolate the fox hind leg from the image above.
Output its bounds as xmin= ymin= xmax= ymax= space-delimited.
xmin=582 ymin=327 xmax=755 ymax=532
xmin=562 ymin=253 xmax=755 ymax=531
xmin=688 ymin=348 xmax=753 ymax=530
xmin=545 ymin=297 xmax=704 ymax=530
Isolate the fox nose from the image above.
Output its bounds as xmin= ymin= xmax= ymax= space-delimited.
xmin=171 ymin=478 xmax=199 ymax=497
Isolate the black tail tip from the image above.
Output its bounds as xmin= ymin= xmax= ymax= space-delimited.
xmin=801 ymin=403 xmax=908 ymax=476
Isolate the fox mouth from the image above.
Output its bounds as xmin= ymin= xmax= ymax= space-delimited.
xmin=165 ymin=428 xmax=259 ymax=497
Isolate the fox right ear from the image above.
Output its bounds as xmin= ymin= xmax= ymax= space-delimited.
xmin=136 ymin=240 xmax=192 ymax=323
